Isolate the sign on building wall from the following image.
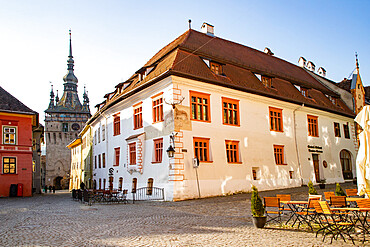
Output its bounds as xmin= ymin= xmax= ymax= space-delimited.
xmin=174 ymin=105 xmax=192 ymax=131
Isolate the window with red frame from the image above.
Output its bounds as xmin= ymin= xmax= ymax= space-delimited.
xmin=153 ymin=138 xmax=163 ymax=163
xmin=193 ymin=137 xmax=210 ymax=162
xmin=273 ymin=145 xmax=285 ymax=165
xmin=307 ymin=115 xmax=318 ymax=137
xmin=190 ymin=91 xmax=210 ymax=122
xmin=114 ymin=148 xmax=120 ymax=166
xmin=152 ymin=97 xmax=163 ymax=123
xmin=225 ymin=140 xmax=239 ymax=163
xmin=222 ymin=97 xmax=239 ymax=126
xmin=133 ymin=104 xmax=143 ymax=129
xmin=113 ymin=114 xmax=120 ymax=136
xmin=129 ymin=143 xmax=136 ymax=165
xmin=269 ymin=107 xmax=283 ymax=132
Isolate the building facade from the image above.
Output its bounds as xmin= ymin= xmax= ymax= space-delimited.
xmin=67 ymin=124 xmax=93 ymax=190
xmin=0 ymin=86 xmax=39 ymax=197
xmin=87 ymin=24 xmax=358 ymax=201
xmin=45 ymin=31 xmax=91 ymax=189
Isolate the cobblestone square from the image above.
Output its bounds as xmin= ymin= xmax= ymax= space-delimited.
xmin=0 ymin=183 xmax=361 ymax=246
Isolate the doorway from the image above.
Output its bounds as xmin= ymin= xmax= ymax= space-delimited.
xmin=53 ymin=176 xmax=63 ymax=190
xmin=312 ymin=154 xmax=320 ymax=183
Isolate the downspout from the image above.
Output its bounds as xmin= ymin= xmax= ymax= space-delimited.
xmin=293 ymin=104 xmax=304 ymax=186
xmin=97 ymin=110 xmax=109 ymax=181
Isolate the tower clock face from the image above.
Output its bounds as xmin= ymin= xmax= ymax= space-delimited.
xmin=71 ymin=123 xmax=80 ymax=131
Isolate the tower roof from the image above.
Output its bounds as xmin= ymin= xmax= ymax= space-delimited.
xmin=45 ymin=31 xmax=90 ymax=116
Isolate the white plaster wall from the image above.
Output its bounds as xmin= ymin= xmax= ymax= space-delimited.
xmin=173 ymin=76 xmax=356 ymax=200
xmin=91 ymin=77 xmax=175 ymax=200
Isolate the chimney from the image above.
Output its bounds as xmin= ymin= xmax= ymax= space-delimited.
xmin=298 ymin=57 xmax=307 ymax=68
xmin=201 ymin=22 xmax=214 ymax=36
xmin=264 ymin=47 xmax=274 ymax=56
xmin=307 ymin=61 xmax=315 ymax=72
xmin=318 ymin=67 xmax=326 ymax=77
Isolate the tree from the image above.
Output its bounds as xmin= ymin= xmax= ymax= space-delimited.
xmin=251 ymin=185 xmax=265 ymax=217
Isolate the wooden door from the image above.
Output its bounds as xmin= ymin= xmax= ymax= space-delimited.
xmin=312 ymin=154 xmax=320 ymax=182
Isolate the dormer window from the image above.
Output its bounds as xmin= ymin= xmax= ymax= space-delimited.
xmin=301 ymin=88 xmax=308 ymax=97
xmin=210 ymin=61 xmax=222 ymax=75
xmin=261 ymin=76 xmax=272 ymax=87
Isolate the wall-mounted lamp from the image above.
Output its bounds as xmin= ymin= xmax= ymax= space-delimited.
xmin=37 ymin=149 xmax=41 ymax=156
xmin=166 ymin=132 xmax=178 ymax=158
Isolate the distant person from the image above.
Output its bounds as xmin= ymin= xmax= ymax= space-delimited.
xmin=49 ymin=185 xmax=52 ymax=193
xmin=52 ymin=186 xmax=55 ymax=193
xmin=44 ymin=185 xmax=47 ymax=193
xmin=80 ymin=181 xmax=85 ymax=190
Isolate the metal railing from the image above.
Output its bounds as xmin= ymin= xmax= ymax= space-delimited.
xmin=132 ymin=187 xmax=164 ymax=203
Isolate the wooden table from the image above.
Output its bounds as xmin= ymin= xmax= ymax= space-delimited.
xmin=331 ymin=207 xmax=370 ymax=244
xmin=280 ymin=201 xmax=310 ymax=229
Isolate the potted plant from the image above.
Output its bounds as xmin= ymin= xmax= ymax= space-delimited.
xmin=335 ymin=183 xmax=346 ymax=196
xmin=319 ymin=179 xmax=326 ymax=189
xmin=251 ymin=185 xmax=266 ymax=228
xmin=308 ymin=180 xmax=318 ymax=195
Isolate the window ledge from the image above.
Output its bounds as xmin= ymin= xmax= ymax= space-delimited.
xmin=191 ymin=119 xmax=212 ymax=123
xmin=228 ymin=162 xmax=243 ymax=164
xmin=200 ymin=161 xmax=213 ymax=164
xmin=276 ymin=163 xmax=288 ymax=166
xmin=151 ymin=161 xmax=162 ymax=164
xmin=223 ymin=123 xmax=240 ymax=127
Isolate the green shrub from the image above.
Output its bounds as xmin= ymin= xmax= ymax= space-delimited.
xmin=251 ymin=185 xmax=265 ymax=217
xmin=335 ymin=183 xmax=346 ymax=196
xmin=308 ymin=181 xmax=318 ymax=195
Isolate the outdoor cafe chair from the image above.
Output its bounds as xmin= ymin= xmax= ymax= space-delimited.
xmin=324 ymin=192 xmax=335 ymax=201
xmin=264 ymin=197 xmax=283 ymax=224
xmin=276 ymin=194 xmax=293 ymax=222
xmin=345 ymin=189 xmax=358 ymax=197
xmin=329 ymin=196 xmax=347 ymax=208
xmin=317 ymin=201 xmax=355 ymax=245
xmin=294 ymin=197 xmax=321 ymax=230
xmin=319 ymin=201 xmax=355 ymax=244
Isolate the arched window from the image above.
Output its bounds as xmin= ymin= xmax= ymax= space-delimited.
xmin=340 ymin=150 xmax=353 ymax=179
xmin=147 ymin=178 xmax=154 ymax=195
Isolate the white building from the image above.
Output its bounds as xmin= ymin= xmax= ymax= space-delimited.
xmin=88 ymin=24 xmax=358 ymax=201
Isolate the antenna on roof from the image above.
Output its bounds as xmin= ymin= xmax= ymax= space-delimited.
xmin=188 ymin=19 xmax=192 ymax=29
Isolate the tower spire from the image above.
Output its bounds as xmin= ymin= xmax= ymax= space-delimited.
xmin=48 ymin=83 xmax=55 ymax=109
xmin=355 ymin=52 xmax=359 ymax=72
xmin=63 ymin=29 xmax=78 ymax=86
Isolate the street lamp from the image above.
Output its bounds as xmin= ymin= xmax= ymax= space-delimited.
xmin=166 ymin=132 xmax=177 ymax=158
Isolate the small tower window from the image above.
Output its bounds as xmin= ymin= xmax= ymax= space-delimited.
xmin=62 ymin=123 xmax=68 ymax=132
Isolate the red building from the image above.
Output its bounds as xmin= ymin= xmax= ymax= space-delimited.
xmin=0 ymin=86 xmax=38 ymax=197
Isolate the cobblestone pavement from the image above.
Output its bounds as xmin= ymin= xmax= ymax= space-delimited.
xmin=0 ymin=182 xmax=365 ymax=247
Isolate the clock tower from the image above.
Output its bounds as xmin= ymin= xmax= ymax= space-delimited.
xmin=44 ymin=31 xmax=91 ymax=189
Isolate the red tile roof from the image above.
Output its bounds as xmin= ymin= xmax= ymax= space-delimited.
xmin=92 ymin=29 xmax=355 ymax=119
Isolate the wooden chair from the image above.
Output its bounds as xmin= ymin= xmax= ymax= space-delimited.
xmin=357 ymin=198 xmax=370 ymax=208
xmin=264 ymin=197 xmax=283 ymax=224
xmin=294 ymin=197 xmax=321 ymax=230
xmin=309 ymin=194 xmax=322 ymax=200
xmin=276 ymin=194 xmax=293 ymax=223
xmin=329 ymin=196 xmax=347 ymax=207
xmin=345 ymin=189 xmax=358 ymax=197
xmin=318 ymin=201 xmax=355 ymax=245
xmin=324 ymin=192 xmax=335 ymax=201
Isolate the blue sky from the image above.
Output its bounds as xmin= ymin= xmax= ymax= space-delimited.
xmin=0 ymin=0 xmax=369 ymax=122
